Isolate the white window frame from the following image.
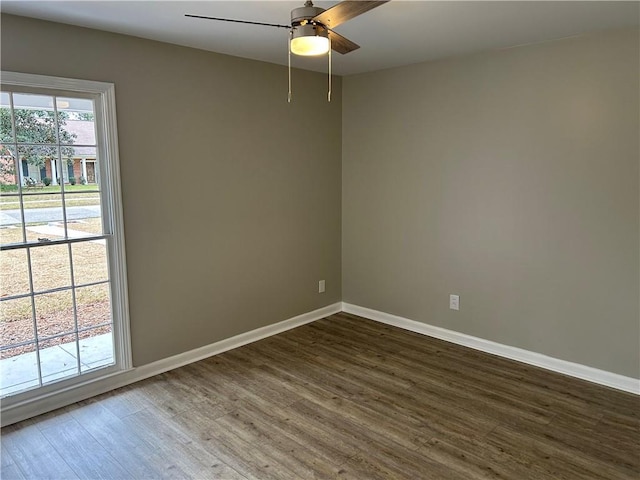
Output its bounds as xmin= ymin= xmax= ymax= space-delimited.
xmin=0 ymin=71 xmax=132 ymax=417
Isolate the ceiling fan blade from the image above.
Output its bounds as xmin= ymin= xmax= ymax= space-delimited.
xmin=328 ymin=30 xmax=360 ymax=55
xmin=311 ymin=1 xmax=389 ymax=28
xmin=185 ymin=14 xmax=291 ymax=29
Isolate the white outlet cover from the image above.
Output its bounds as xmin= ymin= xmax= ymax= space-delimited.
xmin=319 ymin=280 xmax=326 ymax=293
xmin=449 ymin=294 xmax=460 ymax=310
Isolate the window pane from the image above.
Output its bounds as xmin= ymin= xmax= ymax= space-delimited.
xmin=39 ymin=334 xmax=79 ymax=384
xmin=0 ymin=249 xmax=31 ymax=297
xmin=29 ymin=244 xmax=71 ymax=293
xmin=0 ymin=102 xmax=13 ymax=143
xmin=66 ymin=211 xmax=103 ymax=237
xmin=18 ymin=145 xmax=57 ymax=187
xmin=12 ymin=94 xmax=57 ymax=145
xmin=0 ymin=145 xmax=18 ymax=178
xmin=1 ymin=343 xmax=39 ymax=396
xmin=0 ymin=297 xmax=38 ymax=395
xmin=59 ymin=99 xmax=96 ymax=146
xmin=34 ymin=290 xmax=75 ymax=338
xmin=22 ymin=192 xmax=65 ymax=216
xmin=76 ymin=283 xmax=111 ymax=329
xmin=0 ymin=296 xmax=34 ymax=347
xmin=65 ymin=148 xmax=98 ymax=189
xmin=78 ymin=325 xmax=113 ymax=372
xmin=65 ymin=148 xmax=98 ymax=190
xmin=72 ymin=241 xmax=109 ymax=286
xmin=70 ymin=153 xmax=100 ymax=190
xmin=0 ymin=147 xmax=22 ymax=245
xmin=34 ymin=290 xmax=75 ymax=339
xmin=65 ymin=217 xmax=103 ymax=237
xmin=0 ymin=157 xmax=18 ymax=205
xmin=23 ymin=192 xmax=66 ymax=243
xmin=0 ymin=224 xmax=24 ymax=247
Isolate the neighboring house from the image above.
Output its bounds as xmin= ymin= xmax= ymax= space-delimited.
xmin=1 ymin=119 xmax=98 ymax=186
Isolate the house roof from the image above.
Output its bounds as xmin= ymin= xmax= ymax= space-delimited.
xmin=64 ymin=120 xmax=95 ymax=157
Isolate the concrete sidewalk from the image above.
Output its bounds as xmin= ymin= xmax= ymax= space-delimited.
xmin=0 ymin=205 xmax=101 ymax=227
xmin=1 ymin=333 xmax=114 ymax=397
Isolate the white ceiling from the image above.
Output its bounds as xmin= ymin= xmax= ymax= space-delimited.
xmin=2 ymin=1 xmax=638 ymax=76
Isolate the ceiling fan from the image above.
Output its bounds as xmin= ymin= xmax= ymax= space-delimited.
xmin=186 ymin=1 xmax=389 ymax=101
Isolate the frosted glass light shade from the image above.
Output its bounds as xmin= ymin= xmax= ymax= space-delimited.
xmin=291 ymin=35 xmax=330 ymax=56
xmin=291 ymin=24 xmax=330 ymax=56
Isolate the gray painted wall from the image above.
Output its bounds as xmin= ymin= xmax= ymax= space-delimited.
xmin=343 ymin=28 xmax=639 ymax=378
xmin=2 ymin=15 xmax=342 ymax=366
xmin=3 ymin=14 xmax=637 ymax=379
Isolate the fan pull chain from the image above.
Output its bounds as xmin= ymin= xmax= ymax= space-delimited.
xmin=328 ymin=35 xmax=332 ymax=102
xmin=288 ymin=31 xmax=292 ymax=103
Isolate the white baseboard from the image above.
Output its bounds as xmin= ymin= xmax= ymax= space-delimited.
xmin=133 ymin=302 xmax=341 ymax=380
xmin=341 ymin=303 xmax=640 ymax=395
xmin=1 ymin=302 xmax=342 ymax=426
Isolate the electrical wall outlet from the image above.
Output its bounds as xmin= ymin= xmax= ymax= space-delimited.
xmin=319 ymin=280 xmax=326 ymax=293
xmin=449 ymin=294 xmax=460 ymax=311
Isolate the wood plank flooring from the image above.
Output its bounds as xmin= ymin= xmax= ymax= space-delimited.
xmin=2 ymin=312 xmax=639 ymax=479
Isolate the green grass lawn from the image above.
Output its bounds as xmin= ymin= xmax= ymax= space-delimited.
xmin=1 ymin=184 xmax=97 ymax=194
xmin=0 ymin=185 xmax=100 ymax=209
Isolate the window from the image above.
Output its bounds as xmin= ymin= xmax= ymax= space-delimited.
xmin=0 ymin=72 xmax=130 ymax=403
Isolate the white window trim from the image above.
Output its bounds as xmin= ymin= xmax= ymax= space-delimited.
xmin=1 ymin=71 xmax=132 ymax=417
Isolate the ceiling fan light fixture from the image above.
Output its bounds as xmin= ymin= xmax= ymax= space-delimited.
xmin=186 ymin=1 xmax=391 ymax=100
xmin=291 ymin=24 xmax=329 ymax=56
